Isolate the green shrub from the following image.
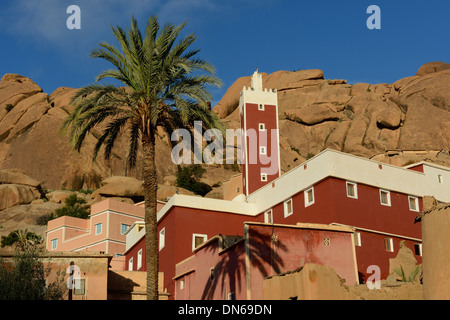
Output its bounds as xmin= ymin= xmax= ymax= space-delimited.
xmin=42 ymin=194 xmax=90 ymax=224
xmin=5 ymin=104 xmax=14 ymax=112
xmin=1 ymin=229 xmax=43 ymax=250
xmin=176 ymin=165 xmax=212 ymax=196
xmin=0 ymin=247 xmax=66 ymax=300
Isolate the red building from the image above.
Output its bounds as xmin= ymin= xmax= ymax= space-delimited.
xmin=239 ymin=70 xmax=280 ymax=195
xmin=124 ymin=71 xmax=450 ymax=299
xmin=174 ymin=222 xmax=358 ymax=300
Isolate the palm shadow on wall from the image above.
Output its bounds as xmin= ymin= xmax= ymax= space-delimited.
xmin=200 ymin=228 xmax=288 ymax=300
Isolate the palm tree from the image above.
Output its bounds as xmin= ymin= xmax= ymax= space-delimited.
xmin=61 ymin=15 xmax=223 ymax=300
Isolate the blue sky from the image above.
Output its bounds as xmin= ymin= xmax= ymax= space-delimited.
xmin=0 ymin=0 xmax=449 ymax=106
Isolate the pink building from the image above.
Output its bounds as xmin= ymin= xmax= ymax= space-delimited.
xmin=46 ymin=199 xmax=162 ymax=270
xmin=174 ymin=222 xmax=358 ymax=300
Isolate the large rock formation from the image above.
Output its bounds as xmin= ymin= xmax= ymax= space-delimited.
xmin=0 ymin=169 xmax=42 ymax=211
xmin=1 ymin=61 xmax=450 ymax=197
xmin=213 ymin=62 xmax=450 ymax=172
xmin=0 ymin=75 xmax=179 ymax=190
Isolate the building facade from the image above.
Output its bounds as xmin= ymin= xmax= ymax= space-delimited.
xmin=174 ymin=222 xmax=358 ymax=300
xmin=46 ymin=199 xmax=148 ymax=270
xmin=123 ymin=71 xmax=450 ymax=299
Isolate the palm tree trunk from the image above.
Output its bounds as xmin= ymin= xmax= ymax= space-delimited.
xmin=142 ymin=131 xmax=159 ymax=300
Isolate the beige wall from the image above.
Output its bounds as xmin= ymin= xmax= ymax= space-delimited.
xmin=421 ymin=203 xmax=450 ymax=299
xmin=0 ymin=251 xmax=112 ymax=300
xmin=108 ymin=271 xmax=168 ymax=300
xmin=223 ymin=174 xmax=243 ymax=201
xmin=263 ymin=263 xmax=424 ymax=300
xmin=263 ymin=264 xmax=351 ymax=300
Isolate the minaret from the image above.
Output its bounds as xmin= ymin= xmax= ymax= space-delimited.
xmin=239 ymin=70 xmax=280 ymax=196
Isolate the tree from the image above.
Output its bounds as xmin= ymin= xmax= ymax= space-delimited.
xmin=176 ymin=164 xmax=212 ymax=196
xmin=1 ymin=229 xmax=43 ymax=251
xmin=61 ymin=15 xmax=223 ymax=300
xmin=52 ymin=194 xmax=90 ymax=220
xmin=0 ymin=246 xmax=66 ymax=300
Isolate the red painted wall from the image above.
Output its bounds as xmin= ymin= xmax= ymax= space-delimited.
xmin=260 ymin=177 xmax=422 ymax=281
xmin=157 ymin=206 xmax=258 ymax=299
xmin=174 ymin=223 xmax=357 ymax=300
xmin=125 ymin=237 xmax=146 ymax=271
xmin=242 ymin=103 xmax=279 ymax=195
xmin=247 ymin=223 xmax=357 ymax=299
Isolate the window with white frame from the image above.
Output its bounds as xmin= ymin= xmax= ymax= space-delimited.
xmin=95 ymin=223 xmax=103 ymax=235
xmin=354 ymin=232 xmax=361 ymax=247
xmin=414 ymin=243 xmax=422 ymax=256
xmin=159 ymin=228 xmax=165 ymax=251
xmin=284 ymin=199 xmax=293 ymax=218
xmin=261 ymin=173 xmax=268 ymax=182
xmin=346 ymin=182 xmax=358 ymax=199
xmin=193 ymin=234 xmax=207 ymax=250
xmin=137 ymin=249 xmax=143 ymax=270
xmin=128 ymin=257 xmax=133 ymax=271
xmin=180 ymin=279 xmax=185 ymax=290
xmin=260 ymin=146 xmax=267 ymax=155
xmin=380 ymin=190 xmax=391 ymax=206
xmin=384 ymin=238 xmax=394 ymax=252
xmin=258 ymin=123 xmax=266 ymax=131
xmin=304 ymin=187 xmax=315 ymax=207
xmin=51 ymin=238 xmax=58 ymax=250
xmin=264 ymin=209 xmax=273 ymax=224
xmin=120 ymin=223 xmax=130 ymax=234
xmin=258 ymin=104 xmax=264 ymax=111
xmin=408 ymin=196 xmax=419 ymax=212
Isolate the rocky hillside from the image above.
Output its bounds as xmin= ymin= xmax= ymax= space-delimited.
xmin=1 ymin=61 xmax=450 ymax=242
xmin=213 ymin=61 xmax=450 ymax=172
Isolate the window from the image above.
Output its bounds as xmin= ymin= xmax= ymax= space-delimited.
xmin=414 ymin=243 xmax=422 ymax=256
xmin=210 ymin=268 xmax=215 ymax=282
xmin=51 ymin=238 xmax=58 ymax=250
xmin=180 ymin=279 xmax=185 ymax=290
xmin=323 ymin=238 xmax=331 ymax=246
xmin=261 ymin=173 xmax=268 ymax=182
xmin=193 ymin=234 xmax=207 ymax=250
xmin=128 ymin=257 xmax=133 ymax=271
xmin=137 ymin=249 xmax=143 ymax=270
xmin=346 ymin=182 xmax=358 ymax=199
xmin=304 ymin=187 xmax=315 ymax=207
xmin=438 ymin=174 xmax=443 ymax=183
xmin=264 ymin=209 xmax=273 ymax=224
xmin=159 ymin=228 xmax=165 ymax=251
xmin=259 ymin=123 xmax=266 ymax=131
xmin=408 ymin=196 xmax=419 ymax=212
xmin=284 ymin=199 xmax=293 ymax=218
xmin=95 ymin=223 xmax=102 ymax=235
xmin=120 ymin=223 xmax=130 ymax=234
xmin=384 ymin=238 xmax=394 ymax=252
xmin=258 ymin=104 xmax=264 ymax=111
xmin=354 ymin=232 xmax=361 ymax=247
xmin=74 ymin=279 xmax=86 ymax=295
xmin=380 ymin=190 xmax=391 ymax=206
xmin=260 ymin=146 xmax=267 ymax=155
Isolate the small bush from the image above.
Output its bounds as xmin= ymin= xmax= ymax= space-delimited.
xmin=5 ymin=104 xmax=14 ymax=112
xmin=176 ymin=165 xmax=212 ymax=196
xmin=306 ymin=152 xmax=315 ymax=160
xmin=1 ymin=229 xmax=43 ymax=250
xmin=43 ymin=194 xmax=90 ymax=223
xmin=0 ymin=247 xmax=67 ymax=300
